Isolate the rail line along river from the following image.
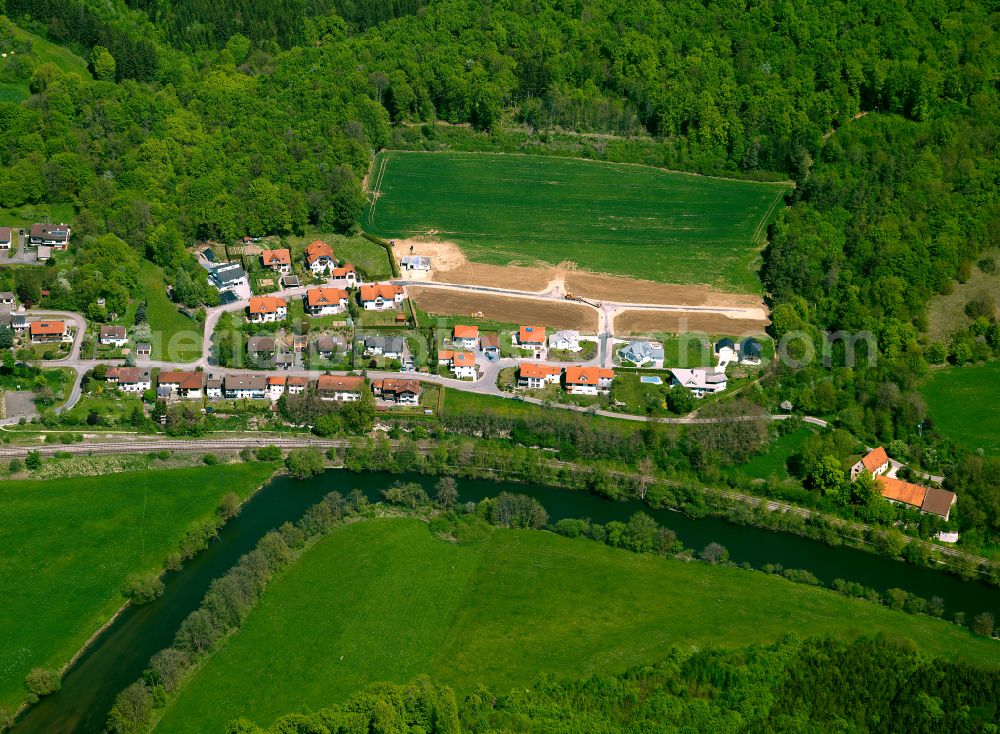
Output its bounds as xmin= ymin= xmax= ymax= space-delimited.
xmin=13 ymin=470 xmax=1000 ymax=733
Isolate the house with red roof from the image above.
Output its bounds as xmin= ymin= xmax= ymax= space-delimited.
xmin=331 ymin=263 xmax=358 ymax=288
xmin=260 ymin=249 xmax=291 ymax=273
xmin=317 ymin=374 xmax=364 ymax=401
xmin=438 ymin=350 xmax=477 ymax=379
xmin=517 ymin=363 xmax=563 ymax=389
xmin=306 ymin=287 xmax=349 ymax=315
xmin=564 ymin=366 xmax=614 ymax=395
xmin=248 ymin=296 xmax=287 ymax=323
xmin=29 ymin=320 xmax=66 ymax=343
xmin=304 ymin=240 xmax=335 ymax=275
xmin=851 ymin=447 xmax=890 ymax=480
xmin=453 ymin=324 xmax=479 ymax=349
xmin=360 ymin=283 xmax=405 ymax=310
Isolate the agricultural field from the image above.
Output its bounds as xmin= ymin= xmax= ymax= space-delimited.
xmin=141 ymin=262 xmax=203 ymax=362
xmin=921 ymin=362 xmax=1000 ymax=455
xmin=0 ymin=463 xmax=276 ymax=710
xmin=408 ymin=286 xmax=597 ymax=331
xmin=365 ymin=151 xmax=789 ymax=292
xmin=152 ymin=517 xmax=998 ymax=733
xmin=614 ymin=309 xmax=769 ymax=337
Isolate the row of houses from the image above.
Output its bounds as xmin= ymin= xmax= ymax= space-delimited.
xmin=517 ymin=364 xmax=616 ymax=395
xmin=851 ymin=447 xmax=957 ymax=521
xmin=107 ymin=368 xmax=424 ymax=406
xmin=247 ymin=284 xmax=405 ymax=323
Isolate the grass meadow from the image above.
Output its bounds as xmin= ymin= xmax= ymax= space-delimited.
xmin=365 ymin=151 xmax=789 ymax=292
xmin=141 ymin=262 xmax=203 ymax=362
xmin=152 ymin=517 xmax=999 ymax=733
xmin=0 ymin=464 xmax=275 ymax=709
xmin=921 ymin=362 xmax=1000 ymax=455
xmin=0 ymin=22 xmax=89 ymax=103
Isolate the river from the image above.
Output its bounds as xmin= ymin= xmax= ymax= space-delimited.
xmin=13 ymin=469 xmax=1000 ymax=733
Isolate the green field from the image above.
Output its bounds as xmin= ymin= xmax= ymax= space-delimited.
xmin=141 ymin=262 xmax=204 ymax=362
xmin=921 ymin=362 xmax=1000 ymax=455
xmin=0 ymin=22 xmax=90 ymax=102
xmin=153 ymin=517 xmax=998 ymax=733
xmin=725 ymin=426 xmax=816 ymax=481
xmin=0 ymin=464 xmax=275 ymax=709
xmin=286 ymin=232 xmax=393 ymax=281
xmin=365 ymin=151 xmax=789 ymax=292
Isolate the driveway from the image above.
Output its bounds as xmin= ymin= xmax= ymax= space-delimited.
xmin=4 ymin=390 xmax=37 ymax=419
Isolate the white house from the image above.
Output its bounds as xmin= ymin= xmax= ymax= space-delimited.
xmin=287 ymin=376 xmax=309 ymax=395
xmin=224 ymin=373 xmax=268 ymax=400
xmin=548 ymin=330 xmax=581 ymax=352
xmin=331 ymin=264 xmax=358 ymax=288
xmin=850 ymin=447 xmax=890 ymax=480
xmin=372 ymin=378 xmax=422 ymax=406
xmin=209 ymin=263 xmax=248 ymax=291
xmin=305 ymin=240 xmax=336 ymax=275
xmin=99 ymin=325 xmax=128 ymax=347
xmin=0 ymin=227 xmax=11 ymax=250
xmin=400 ymin=255 xmax=431 ymax=272
xmin=564 ymin=366 xmax=614 ymax=395
xmin=669 ymin=368 xmax=727 ymax=397
xmin=317 ymin=374 xmax=363 ymax=401
xmin=438 ymin=350 xmax=477 ymax=379
xmin=360 ymin=283 xmax=405 ymax=310
xmin=453 ymin=324 xmax=479 ymax=350
xmin=364 ymin=335 xmax=405 ymax=359
xmin=306 ymin=287 xmax=348 ymax=315
xmin=248 ymin=296 xmax=287 ymax=323
xmin=106 ymin=366 xmax=150 ymax=393
xmin=206 ymin=377 xmax=223 ymax=399
xmin=517 ymin=363 xmax=563 ymax=389
xmin=157 ymin=371 xmax=205 ymax=399
xmin=260 ymin=249 xmax=291 ymax=274
xmin=29 ymin=223 xmax=70 ymax=248
xmin=267 ymin=375 xmax=287 ymax=401
xmin=618 ymin=340 xmax=664 ymax=367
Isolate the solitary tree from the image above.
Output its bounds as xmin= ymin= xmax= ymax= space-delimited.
xmin=699 ymin=542 xmax=729 ymax=565
xmin=434 ymin=476 xmax=459 ymax=509
xmin=972 ymin=612 xmax=995 ymax=637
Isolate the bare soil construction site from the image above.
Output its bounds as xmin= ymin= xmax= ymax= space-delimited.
xmin=408 ymin=286 xmax=599 ymax=331
xmin=613 ymin=310 xmax=770 ymax=337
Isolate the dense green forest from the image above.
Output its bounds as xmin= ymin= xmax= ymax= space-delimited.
xmin=0 ymin=0 xmax=997 ymax=532
xmin=216 ymin=636 xmax=1000 ymax=733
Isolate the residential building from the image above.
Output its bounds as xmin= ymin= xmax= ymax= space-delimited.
xmin=260 ymin=249 xmax=291 ymax=273
xmin=372 ymin=378 xmax=422 ymax=405
xmin=287 ymin=375 xmax=309 ymax=395
xmin=479 ymin=332 xmax=500 ymax=357
xmin=29 ymin=223 xmax=70 ymax=248
xmin=360 ymin=283 xmax=405 ymax=310
xmin=400 ymin=255 xmax=431 ymax=271
xmin=438 ymin=350 xmax=477 ymax=379
xmin=157 ymin=371 xmax=205 ymax=399
xmin=618 ymin=340 xmax=664 ymax=366
xmin=317 ymin=374 xmax=363 ymax=401
xmin=517 ymin=363 xmax=563 ymax=389
xmin=206 ymin=376 xmax=223 ymax=399
xmin=275 ymin=352 xmax=294 ymax=370
xmin=247 ymin=335 xmax=276 ymax=359
xmin=0 ymin=228 xmax=11 ymax=250
xmin=517 ymin=325 xmax=546 ymax=349
xmin=106 ymin=367 xmax=151 ymax=393
xmin=135 ymin=342 xmax=151 ymax=358
xmin=0 ymin=292 xmax=14 ymax=306
xmin=669 ymin=368 xmax=728 ymax=397
xmin=331 ymin=264 xmax=358 ymax=288
xmin=453 ymin=324 xmax=479 ymax=349
xmin=224 ymin=373 xmax=267 ymax=400
xmin=363 ymin=335 xmax=405 ymax=359
xmin=850 ymin=447 xmax=890 ymax=480
xmin=305 ymin=240 xmax=335 ymax=275
xmin=267 ymin=375 xmax=287 ymax=401
xmin=920 ymin=487 xmax=958 ymax=522
xmin=248 ymin=296 xmax=287 ymax=323
xmin=740 ymin=337 xmax=763 ymax=365
xmin=99 ymin=325 xmax=127 ymax=346
xmin=29 ymin=320 xmax=66 ymax=343
xmin=564 ymin=366 xmax=614 ymax=395
xmin=209 ymin=262 xmax=248 ymax=291
xmin=10 ymin=314 xmax=27 ymax=332
xmin=314 ymin=335 xmax=341 ymax=358
xmin=306 ymin=287 xmax=348 ymax=315
xmin=549 ymin=330 xmax=581 ymax=352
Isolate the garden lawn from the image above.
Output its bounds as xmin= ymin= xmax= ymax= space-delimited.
xmin=365 ymin=151 xmax=789 ymax=292
xmin=153 ymin=517 xmax=1000 ymax=734
xmin=141 ymin=262 xmax=203 ymax=362
xmin=726 ymin=426 xmax=817 ymax=481
xmin=0 ymin=463 xmax=276 ymax=709
xmin=0 ymin=202 xmax=76 ymax=229
xmin=286 ymin=233 xmax=393 ymax=281
xmin=920 ymin=362 xmax=1000 ymax=455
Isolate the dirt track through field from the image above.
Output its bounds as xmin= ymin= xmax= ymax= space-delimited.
xmin=614 ymin=309 xmax=769 ymax=336
xmin=409 ymin=287 xmax=598 ymax=331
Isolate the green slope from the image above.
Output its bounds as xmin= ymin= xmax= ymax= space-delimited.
xmin=0 ymin=464 xmax=275 ymax=708
xmin=153 ymin=517 xmax=998 ymax=733
xmin=921 ymin=362 xmax=1000 ymax=455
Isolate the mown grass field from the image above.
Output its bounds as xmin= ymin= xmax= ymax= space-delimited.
xmin=141 ymin=262 xmax=203 ymax=362
xmin=153 ymin=517 xmax=999 ymax=733
xmin=0 ymin=464 xmax=276 ymax=709
xmin=921 ymin=362 xmax=1000 ymax=455
xmin=726 ymin=426 xmax=817 ymax=481
xmin=365 ymin=151 xmax=789 ymax=292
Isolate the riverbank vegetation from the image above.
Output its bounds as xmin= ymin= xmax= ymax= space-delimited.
xmin=131 ymin=506 xmax=998 ymax=734
xmin=0 ymin=463 xmax=275 ymax=713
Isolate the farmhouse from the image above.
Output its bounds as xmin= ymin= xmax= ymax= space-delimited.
xmin=29 ymin=223 xmax=71 ymax=248
xmin=0 ymin=227 xmax=11 ymax=249
xmin=372 ymin=378 xmax=422 ymax=405
xmin=306 ymin=287 xmax=349 ymax=315
xmin=317 ymin=374 xmax=363 ymax=401
xmin=224 ymin=373 xmax=268 ymax=400
xmin=29 ymin=320 xmax=66 ymax=343
xmin=453 ymin=324 xmax=479 ymax=349
xmin=438 ymin=350 xmax=477 ymax=379
xmin=157 ymin=371 xmax=205 ymax=399
xmin=549 ymin=330 xmax=581 ymax=352
xmin=920 ymin=487 xmax=958 ymax=522
xmin=209 ymin=262 xmax=248 ymax=291
xmin=564 ymin=366 xmax=614 ymax=395
xmin=850 ymin=447 xmax=890 ymax=480
xmin=248 ymin=296 xmax=287 ymax=323
xmin=517 ymin=363 xmax=563 ymax=389
xmin=305 ymin=240 xmax=336 ymax=275
xmin=106 ymin=367 xmax=151 ymax=393
xmin=331 ymin=264 xmax=358 ymax=288
xmin=99 ymin=325 xmax=127 ymax=346
xmin=669 ymin=368 xmax=727 ymax=397
xmin=363 ymin=335 xmax=405 ymax=359
xmin=360 ymin=283 xmax=405 ymax=310
xmin=618 ymin=340 xmax=663 ymax=367
xmin=260 ymin=249 xmax=292 ymax=273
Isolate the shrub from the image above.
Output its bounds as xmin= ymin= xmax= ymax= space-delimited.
xmin=202 ymin=453 xmax=218 ymax=465
xmin=256 ymin=445 xmax=282 ymax=461
xmin=24 ymin=667 xmax=61 ymax=697
xmin=123 ymin=574 xmax=165 ymax=604
xmin=7 ymin=458 xmax=21 ymax=474
xmin=972 ymin=612 xmax=994 ymax=637
xmin=24 ymin=450 xmax=41 ymax=470
xmin=699 ymin=542 xmax=729 ymax=565
xmin=284 ymin=448 xmax=325 ymax=478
